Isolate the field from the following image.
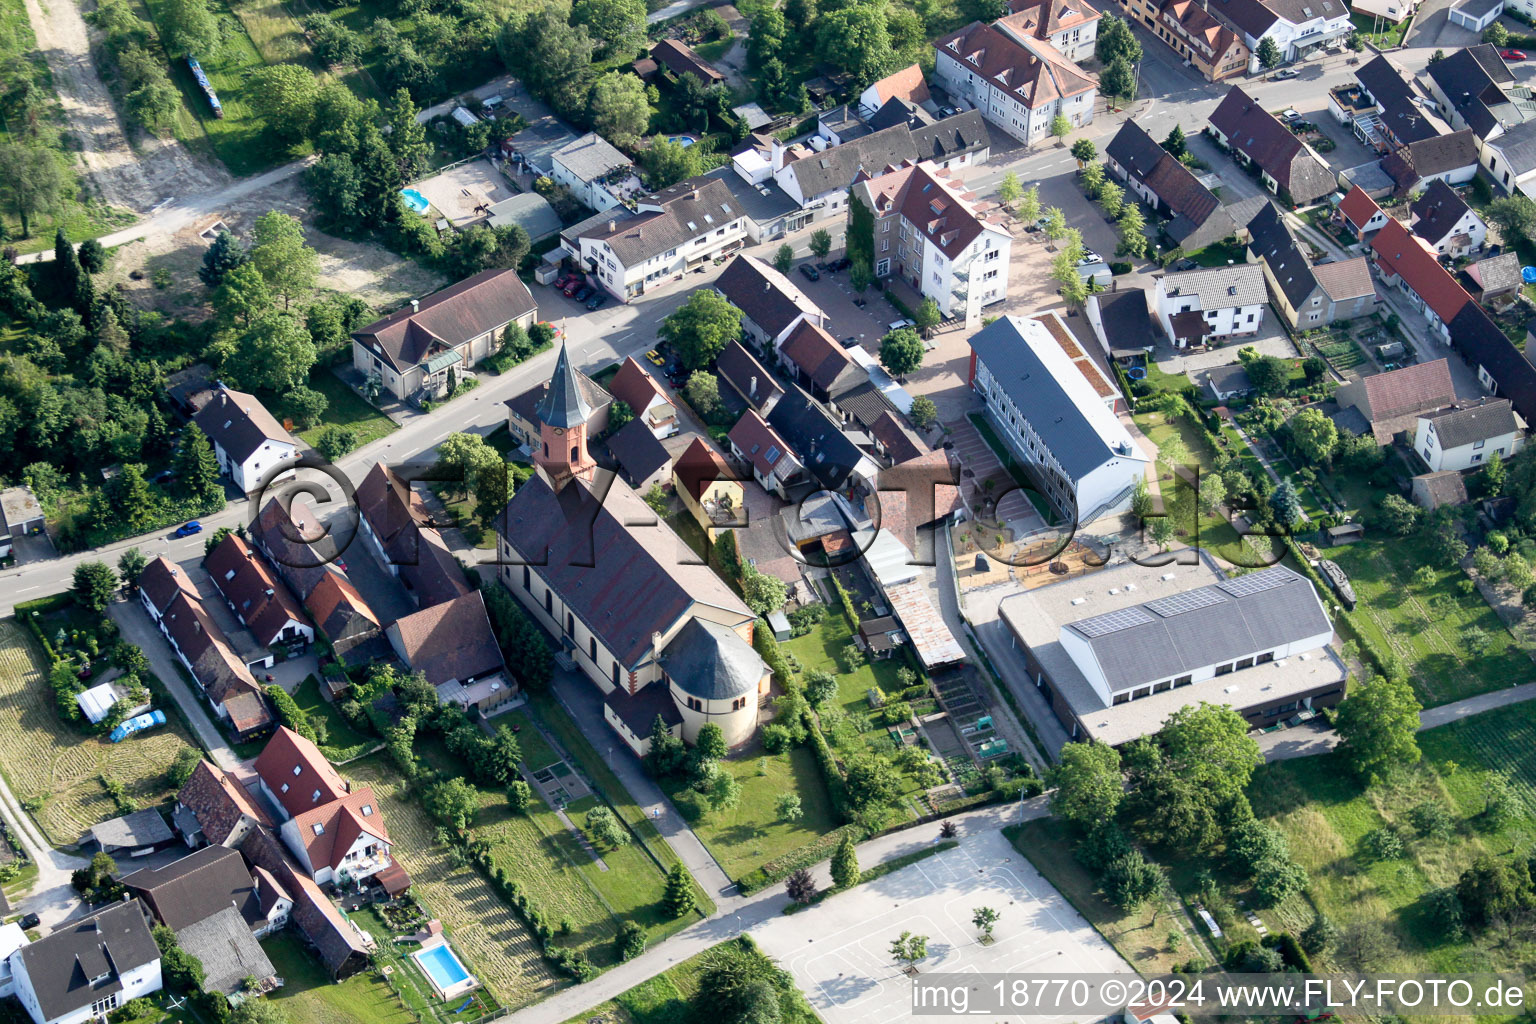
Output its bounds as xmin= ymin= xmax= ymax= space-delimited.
xmin=1251 ymin=702 xmax=1536 ymax=981
xmin=345 ymin=755 xmax=561 ymax=1008
xmin=296 ymin=369 xmax=399 ymax=451
xmin=1320 ymin=534 xmax=1527 ymax=706
xmin=264 ymin=930 xmax=417 ymax=1024
xmin=0 ymin=618 xmax=199 ymax=847
xmin=661 ymin=741 xmax=839 ymax=881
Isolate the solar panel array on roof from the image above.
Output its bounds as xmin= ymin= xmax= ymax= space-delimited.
xmin=1146 ymin=588 xmax=1227 ymax=618
xmin=1072 ymin=605 xmax=1155 ymax=638
xmin=1216 ymin=567 xmax=1292 ymax=598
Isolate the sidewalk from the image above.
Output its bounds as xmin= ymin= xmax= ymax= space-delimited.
xmin=108 ymin=599 xmax=243 ymax=771
xmin=505 ymin=796 xmax=1044 ymax=1024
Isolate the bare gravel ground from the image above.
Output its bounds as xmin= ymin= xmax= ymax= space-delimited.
xmin=23 ymin=0 xmax=227 ymax=214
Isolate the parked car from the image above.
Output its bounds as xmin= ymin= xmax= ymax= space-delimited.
xmin=562 ymin=276 xmax=585 ymax=296
xmin=18 ymin=914 xmax=38 ymax=930
xmin=1077 ymin=249 xmax=1104 ymax=266
xmin=585 ymin=292 xmax=607 ymax=310
xmin=1502 ymin=49 xmax=1528 ymax=61
xmin=888 ymin=318 xmax=916 ymax=332
xmin=841 ymin=336 xmax=859 ymax=348
xmin=1289 ymin=120 xmax=1316 ymax=133
xmin=1273 ymin=67 xmax=1300 ymax=79
xmin=826 ymin=257 xmax=851 ymax=272
xmin=646 ymin=349 xmax=664 ymax=366
xmin=798 ymin=264 xmax=820 ymax=281
xmin=173 ymin=520 xmax=202 ymax=538
xmin=573 ymin=284 xmax=595 ymax=303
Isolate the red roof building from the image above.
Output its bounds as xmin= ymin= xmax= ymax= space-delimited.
xmin=1368 ymin=219 xmax=1472 ymax=341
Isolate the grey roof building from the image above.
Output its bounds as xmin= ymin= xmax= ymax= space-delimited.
xmin=175 ymin=907 xmax=276 ymax=997
xmin=606 ymin=418 xmax=673 ymax=488
xmin=1419 ymin=398 xmax=1520 ymax=449
xmin=999 ymin=562 xmax=1345 ymax=745
xmin=1087 ymin=289 xmax=1159 ymax=363
xmin=551 ymin=133 xmax=631 ymax=182
xmin=14 ymin=901 xmax=161 ymax=1024
xmin=765 ymin=385 xmax=876 ymax=494
xmin=504 ymin=114 xmax=582 ymax=176
xmin=86 ymin=810 xmax=176 ymax=854
xmin=537 ymin=344 xmax=592 ymax=429
xmin=120 ymin=846 xmax=266 ymax=933
xmin=661 ymin=618 xmax=768 ymax=701
xmin=487 ymin=193 xmax=562 ymax=241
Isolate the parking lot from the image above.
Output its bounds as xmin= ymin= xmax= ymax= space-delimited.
xmin=752 ymin=829 xmax=1131 ymax=1024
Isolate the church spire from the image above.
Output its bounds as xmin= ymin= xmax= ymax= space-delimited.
xmin=533 ymin=340 xmax=597 ymax=488
xmin=535 ymin=342 xmax=593 ymax=430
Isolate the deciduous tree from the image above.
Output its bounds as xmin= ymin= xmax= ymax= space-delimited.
xmin=587 ymin=72 xmax=649 ymax=149
xmin=879 ymin=327 xmax=924 ymax=376
xmin=248 ymin=65 xmax=319 ymax=144
xmin=1047 ymin=741 xmax=1122 ymax=826
xmin=0 ymin=143 xmax=68 ymax=238
xmin=1335 ymin=673 xmax=1422 ymax=783
xmin=161 ymin=0 xmax=218 ymax=57
xmin=659 ymin=289 xmax=743 ymax=370
xmin=248 ymin=211 xmax=320 ymax=310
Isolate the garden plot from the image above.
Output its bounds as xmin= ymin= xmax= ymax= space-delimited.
xmin=0 ymin=619 xmax=197 ymax=847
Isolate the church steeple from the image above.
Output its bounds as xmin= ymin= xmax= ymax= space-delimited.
xmin=534 ymin=342 xmax=597 ymax=488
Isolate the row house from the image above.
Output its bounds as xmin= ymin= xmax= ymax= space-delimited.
xmin=1124 ymin=0 xmax=1248 ymax=81
xmin=1246 ymin=203 xmax=1376 ymax=330
xmin=1208 ymin=85 xmax=1337 ymax=204
xmin=204 ymin=533 xmax=314 ymax=661
xmin=1368 ymin=219 xmax=1472 ymax=344
xmin=713 ymin=254 xmax=828 ymax=352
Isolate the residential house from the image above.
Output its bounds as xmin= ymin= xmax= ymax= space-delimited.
xmin=1336 ymin=184 xmax=1390 ymax=240
xmin=1208 ymin=86 xmax=1337 ymax=204
xmin=1334 ymin=357 xmax=1458 ymax=444
xmin=1380 ymin=130 xmax=1481 ymax=195
xmin=715 ymin=339 xmax=785 ymax=415
xmin=1424 ymin=45 xmax=1528 ymax=141
xmin=386 ymin=590 xmax=516 ymax=715
xmin=1414 ymin=398 xmax=1524 ymax=471
xmin=1409 ymin=179 xmax=1486 ymax=256
xmin=495 ymin=353 xmax=767 ymax=752
xmin=766 ymin=385 xmax=882 ymax=494
xmin=564 ymin=176 xmax=748 ymax=302
xmin=701 ymin=165 xmax=803 ymax=243
xmin=204 ymin=534 xmax=313 ymax=658
xmin=1479 ymin=119 xmax=1536 ymax=200
xmin=1411 ymin=469 xmax=1469 ymax=509
xmin=254 ymin=727 xmax=391 ymax=887
xmin=868 ymin=409 xmax=929 ymax=463
xmin=0 ymin=486 xmax=42 ymax=538
xmin=172 ymin=760 xmax=273 ymax=850
xmin=649 ymin=39 xmax=725 ymax=87
xmin=352 ymin=269 xmax=538 ymax=404
xmin=994 ymin=0 xmax=1103 ymax=61
xmin=779 ymin=321 xmax=866 ymax=404
xmin=607 ymin=357 xmax=679 ymax=439
xmin=192 ymin=386 xmax=296 ymax=495
xmin=0 ymin=502 xmax=11 ymax=561
xmin=607 ymin=418 xmax=674 ymax=490
xmin=1368 ymin=219 xmax=1473 ymax=342
xmin=237 ymin=828 xmax=373 ymax=978
xmin=1463 ymin=251 xmax=1523 ymax=304
xmin=10 ymin=902 xmax=161 ymax=1024
xmin=851 ymin=161 xmax=1012 ymax=319
xmin=138 ymin=556 xmax=200 ymax=625
xmin=933 ymin=21 xmax=1098 ymax=144
xmin=1449 ymin=302 xmax=1536 ymax=425
xmin=0 ymin=925 xmax=27 ymax=999
xmin=549 ymin=133 xmax=641 ymax=213
xmin=1202 ymin=363 xmax=1256 ymax=401
xmin=506 ymin=359 xmax=612 ymax=449
xmin=1205 ymin=0 xmax=1351 ymax=67
xmin=855 ymin=64 xmax=932 ymax=118
xmin=1123 ymin=0 xmax=1248 ymax=81
xmin=967 ymin=315 xmax=1150 ymax=524
xmin=1153 ymin=262 xmax=1268 ymax=346
xmin=674 ymin=437 xmax=743 ymax=541
xmin=728 ymin=410 xmax=807 ymax=499
xmin=501 ymin=115 xmax=582 ymax=178
xmin=354 ymin=462 xmax=471 ymax=611
xmin=1086 ymin=288 xmax=1160 ymax=364
xmin=1351 ymin=56 xmax=1447 ymax=151
xmin=122 ymin=845 xmax=290 ymax=939
xmin=734 ymin=115 xmax=991 ymax=228
xmin=155 ymin=577 xmax=273 ymax=739
xmin=1105 ymin=120 xmax=1241 ymax=252
xmin=997 ymin=563 xmax=1343 ymax=745
xmin=1246 ymin=203 xmax=1375 ymax=329
xmin=713 ymin=255 xmax=827 ymax=352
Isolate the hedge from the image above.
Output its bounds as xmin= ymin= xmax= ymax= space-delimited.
xmin=478 ymin=856 xmax=595 ymax=980
xmin=1264 ymin=931 xmax=1313 ymax=973
xmin=752 ymin=621 xmax=795 ymax=689
xmin=802 ymin=705 xmax=850 ymax=821
xmin=265 ymin=685 xmax=317 ymax=743
xmin=737 ymin=823 xmax=862 ymax=895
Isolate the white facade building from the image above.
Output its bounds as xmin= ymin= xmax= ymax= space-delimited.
xmin=1153 ymin=263 xmax=1268 ymax=346
xmin=1414 ymin=399 xmax=1525 ymax=472
xmin=11 ymin=904 xmax=162 ymax=1024
xmin=191 ymin=386 xmax=296 ymax=495
xmin=933 ymin=21 xmax=1097 ymax=144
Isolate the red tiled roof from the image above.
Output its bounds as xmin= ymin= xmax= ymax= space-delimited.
xmin=205 ymin=534 xmax=310 ymax=648
xmin=387 ymin=590 xmax=505 ymax=688
xmin=352 ymin=269 xmax=536 ymax=374
xmin=868 ymin=64 xmax=931 ymax=106
xmin=780 ymin=320 xmax=857 ymax=392
xmin=934 ymin=21 xmax=1096 ymax=112
xmin=1360 ymin=357 xmax=1457 ymax=420
xmin=1338 ymin=185 xmax=1383 ymax=231
xmin=1000 ymin=0 xmax=1102 ymax=37
xmin=139 ymin=556 xmax=200 ymax=617
xmin=1369 ymin=219 xmax=1472 ymax=326
xmin=650 ymin=39 xmax=725 ymax=84
xmin=288 ymin=788 xmax=389 ymax=872
xmin=255 ymin=727 xmax=348 ymax=819
xmin=606 ymin=357 xmax=670 ymax=417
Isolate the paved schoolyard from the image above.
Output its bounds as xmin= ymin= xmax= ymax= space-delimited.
xmin=946 ymin=417 xmax=1046 ymax=538
xmin=752 ymin=829 xmax=1131 ymax=1024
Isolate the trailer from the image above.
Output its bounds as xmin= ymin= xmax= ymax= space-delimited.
xmin=111 ymin=710 xmax=167 ymax=743
xmin=186 ymin=57 xmax=223 ymax=118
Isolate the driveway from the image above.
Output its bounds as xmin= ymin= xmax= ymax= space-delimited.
xmin=108 ymin=600 xmax=242 ymax=771
xmin=1154 ymin=316 xmax=1299 ymax=376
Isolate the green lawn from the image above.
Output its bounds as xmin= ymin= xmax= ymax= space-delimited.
xmin=297 ymin=370 xmax=399 ymax=450
xmin=503 ymin=710 xmax=559 ymax=770
xmin=1350 ymin=11 xmax=1410 ymax=48
xmin=264 ymin=930 xmax=417 ymax=1024
xmin=289 ymin=674 xmax=375 ymax=761
xmin=1320 ymin=534 xmax=1526 ymax=706
xmin=1133 ymin=412 xmax=1250 ymax=564
xmin=1184 ymin=239 xmax=1248 ymax=267
xmin=660 ymin=741 xmax=839 ymax=881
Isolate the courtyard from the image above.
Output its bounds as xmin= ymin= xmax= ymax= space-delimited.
xmin=409 ymin=160 xmax=515 ymax=229
xmin=751 ymin=828 xmax=1131 ymax=1024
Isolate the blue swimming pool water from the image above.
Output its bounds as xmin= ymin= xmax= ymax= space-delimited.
xmin=667 ymin=135 xmax=696 ymax=147
xmin=415 ymin=944 xmax=471 ymax=989
xmin=401 ymin=188 xmax=430 ymax=215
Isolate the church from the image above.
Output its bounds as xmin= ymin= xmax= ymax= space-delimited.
xmin=495 ymin=345 xmax=771 ymax=753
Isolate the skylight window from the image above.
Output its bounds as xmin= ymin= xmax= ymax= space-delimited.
xmin=292 ymin=765 xmax=302 ymax=776
xmin=361 ymin=804 xmax=374 ymax=816
xmin=311 ymin=789 xmax=322 ymax=802
xmin=312 ymin=823 xmax=325 ymax=836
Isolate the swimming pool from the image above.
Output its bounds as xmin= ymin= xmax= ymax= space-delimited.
xmin=411 ymin=941 xmax=478 ymax=999
xmin=400 ymin=188 xmax=430 ymax=215
xmin=666 ymin=134 xmax=697 ymax=147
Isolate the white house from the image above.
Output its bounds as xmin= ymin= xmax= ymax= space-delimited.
xmin=1351 ymin=0 xmax=1417 ymax=23
xmin=1479 ymin=120 xmax=1536 ymax=201
xmin=254 ymin=727 xmax=391 ymax=886
xmin=563 ymin=175 xmax=749 ymax=302
xmin=933 ymin=21 xmax=1097 ymax=144
xmin=0 ymin=923 xmax=27 ymax=999
xmin=191 ymin=386 xmax=296 ymax=495
xmin=11 ymin=903 xmax=161 ymax=1024
xmin=1414 ymin=399 xmax=1525 ymax=471
xmin=851 ymin=161 xmax=1013 ymax=320
xmin=1218 ymin=0 xmax=1351 ymax=69
xmin=549 ymin=133 xmax=642 ymax=213
xmin=1153 ymin=263 xmax=1268 ymax=347
xmin=1409 ymin=180 xmax=1487 ymax=257
xmin=967 ymin=315 xmax=1149 ymax=524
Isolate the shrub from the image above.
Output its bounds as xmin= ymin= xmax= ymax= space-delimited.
xmin=265 ymin=685 xmax=318 ymax=743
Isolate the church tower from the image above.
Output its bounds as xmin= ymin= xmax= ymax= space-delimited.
xmin=533 ymin=342 xmax=597 ymax=488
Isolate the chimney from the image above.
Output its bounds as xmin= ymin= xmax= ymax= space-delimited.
xmin=410 ymin=298 xmax=419 ymax=314
xmin=608 ymin=220 xmax=616 ymax=233
xmin=749 ymin=375 xmax=758 ymax=399
xmin=770 ymin=137 xmax=786 ymax=173
xmin=651 ymin=630 xmax=663 ymax=667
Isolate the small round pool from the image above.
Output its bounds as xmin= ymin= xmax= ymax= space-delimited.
xmin=400 ymin=188 xmax=430 ymax=215
xmin=667 ymin=134 xmax=697 ymax=147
